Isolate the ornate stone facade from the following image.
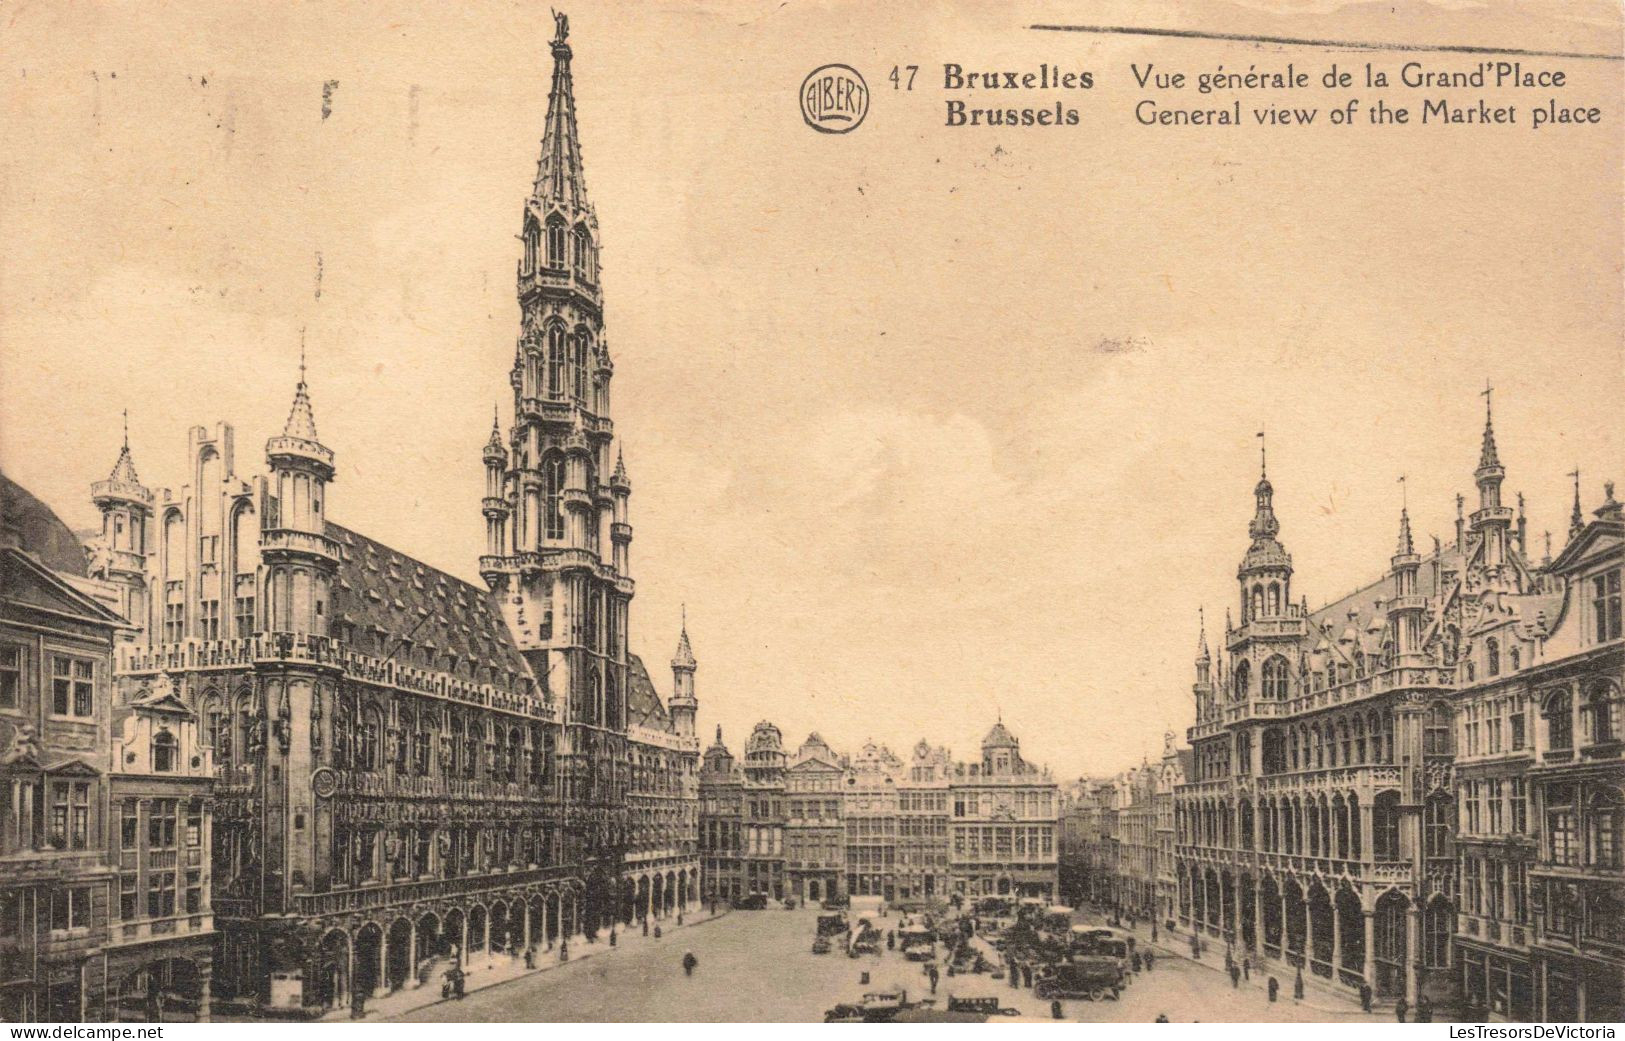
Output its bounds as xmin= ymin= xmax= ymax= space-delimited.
xmin=1172 ymin=402 xmax=1622 ymax=1021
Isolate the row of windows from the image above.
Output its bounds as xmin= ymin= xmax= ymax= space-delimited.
xmin=521 ymin=216 xmax=596 ymax=284
xmin=950 ymin=825 xmax=1054 ymax=860
xmin=3 ymin=780 xmax=93 ymax=854
xmin=0 ymin=648 xmax=96 ymax=718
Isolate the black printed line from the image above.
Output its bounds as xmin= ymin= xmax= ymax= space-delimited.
xmin=1027 ymin=23 xmax=1623 ymax=62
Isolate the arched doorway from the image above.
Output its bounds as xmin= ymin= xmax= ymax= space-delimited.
xmin=1239 ymin=874 xmax=1256 ymax=950
xmin=443 ymin=908 xmax=467 ymax=964
xmin=1260 ymin=875 xmax=1282 ymax=955
xmin=417 ymin=911 xmax=443 ymax=966
xmin=468 ymin=905 xmax=488 ymax=958
xmin=1373 ymin=890 xmax=1410 ymax=997
xmin=353 ymin=923 xmax=383 ymax=999
xmin=490 ymin=901 xmax=511 ymax=956
xmin=1336 ymin=885 xmax=1364 ymax=983
xmin=1284 ymin=879 xmax=1306 ymax=959
xmin=314 ymin=929 xmax=350 ymax=1012
xmin=1308 ymin=882 xmax=1335 ymax=976
xmin=385 ymin=918 xmax=413 ymax=992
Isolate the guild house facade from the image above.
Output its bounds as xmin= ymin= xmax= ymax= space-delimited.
xmin=1173 ymin=401 xmax=1622 ymax=1022
xmin=56 ymin=15 xmax=702 ymax=1017
xmin=699 ymin=722 xmax=1058 ymax=905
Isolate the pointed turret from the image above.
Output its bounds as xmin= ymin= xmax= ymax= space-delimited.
xmin=1470 ymin=384 xmax=1513 ymax=565
xmin=1394 ymin=506 xmax=1415 ymax=559
xmin=91 ymin=411 xmax=155 ymax=602
xmin=669 ymin=608 xmax=697 ymax=740
xmin=1237 ymin=434 xmax=1292 ymax=623
xmin=1389 ymin=505 xmax=1425 ymax=661
xmin=267 ymin=350 xmax=335 ymax=481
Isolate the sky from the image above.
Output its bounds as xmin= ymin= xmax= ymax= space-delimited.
xmin=2 ymin=0 xmax=1621 ymax=782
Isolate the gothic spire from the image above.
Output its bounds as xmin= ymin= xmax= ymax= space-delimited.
xmin=533 ymin=11 xmax=591 ymax=214
xmin=1195 ymin=607 xmax=1210 ymax=664
xmin=672 ymin=605 xmax=696 ymax=670
xmin=1395 ymin=506 xmax=1415 ymax=558
xmin=108 ymin=409 xmax=141 ymax=485
xmin=1477 ymin=381 xmax=1501 ymax=473
xmin=282 ymin=346 xmax=321 ymax=443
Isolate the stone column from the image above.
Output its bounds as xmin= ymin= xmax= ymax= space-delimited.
xmin=408 ymin=919 xmax=420 ymax=988
xmin=374 ymin=932 xmax=389 ymax=998
xmin=1253 ymin=876 xmax=1264 ymax=959
xmin=523 ymin=900 xmax=532 ymax=949
xmin=1404 ymin=904 xmax=1419 ymax=1005
xmin=1218 ymin=876 xmax=1228 ymax=940
xmin=460 ymin=913 xmax=470 ymax=966
xmin=1305 ymin=895 xmax=1316 ymax=966
xmin=1331 ymin=902 xmax=1343 ymax=973
xmin=1362 ymin=909 xmax=1375 ymax=987
xmin=1281 ymin=889 xmax=1291 ymax=954
xmin=197 ymin=971 xmax=212 ymax=1024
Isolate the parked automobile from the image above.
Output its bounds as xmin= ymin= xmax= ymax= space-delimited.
xmin=1034 ymin=956 xmax=1123 ymax=1001
xmin=732 ymin=893 xmax=768 ymax=910
xmin=812 ymin=935 xmax=832 ymax=955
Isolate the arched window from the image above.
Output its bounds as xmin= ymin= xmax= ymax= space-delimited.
xmin=543 ymin=456 xmax=565 ymax=541
xmin=152 ymin=730 xmax=178 ymax=773
xmin=1424 ymin=702 xmax=1453 ymax=755
xmin=547 ymin=325 xmax=566 ymax=398
xmin=1267 ymin=582 xmax=1281 ymax=615
xmin=1251 ymin=585 xmax=1264 ymax=620
xmin=573 ymin=330 xmax=591 ymax=403
xmin=523 ymin=216 xmax=540 ymax=273
xmin=1487 ymin=637 xmax=1501 ymax=677
xmin=1545 ymin=688 xmax=1574 ymax=751
xmin=1262 ymin=655 xmax=1290 ymax=700
xmin=1586 ymin=681 xmax=1622 ymax=745
xmin=1233 ymin=659 xmax=1251 ymax=701
xmin=546 ymin=216 xmax=566 ymax=267
xmin=1373 ymin=791 xmax=1402 ymax=860
xmin=1424 ymin=793 xmax=1454 ymax=859
xmin=1354 ymin=716 xmax=1367 ymax=763
xmin=507 ymin=727 xmax=524 ymax=783
xmin=572 ymin=225 xmax=593 ymax=281
xmin=604 ymin=673 xmax=619 ymax=728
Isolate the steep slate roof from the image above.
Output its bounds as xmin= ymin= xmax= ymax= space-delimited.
xmin=1 ymin=472 xmax=89 ymax=577
xmin=325 ymin=521 xmax=529 ymax=690
xmin=626 ymin=654 xmax=670 ymax=729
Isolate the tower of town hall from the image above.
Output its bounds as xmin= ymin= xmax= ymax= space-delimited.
xmin=478 ymin=11 xmax=660 ymax=934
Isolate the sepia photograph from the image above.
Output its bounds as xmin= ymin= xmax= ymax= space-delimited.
xmin=0 ymin=0 xmax=1620 ymax=1029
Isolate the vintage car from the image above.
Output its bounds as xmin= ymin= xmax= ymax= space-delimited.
xmin=732 ymin=893 xmax=768 ymax=910
xmin=947 ymin=995 xmax=1021 ymax=1017
xmin=816 ymin=913 xmax=849 ymax=937
xmin=812 ymin=935 xmax=832 ymax=955
xmin=1034 ymin=956 xmax=1123 ymax=1001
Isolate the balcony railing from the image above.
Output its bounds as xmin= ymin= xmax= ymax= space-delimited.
xmin=291 ymin=864 xmax=575 ymax=918
xmin=118 ymin=635 xmax=551 ymax=720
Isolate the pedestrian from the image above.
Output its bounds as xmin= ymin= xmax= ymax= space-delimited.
xmin=1151 ymin=922 xmax=1159 ymax=943
xmin=887 ymin=931 xmax=895 ymax=951
xmin=654 ymin=924 xmax=662 ymax=939
xmin=1023 ymin=963 xmax=1034 ymax=989
xmin=1294 ymin=967 xmax=1304 ymax=1000
xmin=1417 ymin=996 xmax=1432 ymax=1023
xmin=1155 ymin=1014 xmax=1170 ymax=1023
xmin=1395 ymin=997 xmax=1409 ymax=1023
xmin=524 ymin=946 xmax=535 ymax=969
xmin=928 ymin=965 xmax=939 ymax=994
xmin=1191 ymin=935 xmax=1201 ymax=960
xmin=560 ymin=939 xmax=569 ymax=962
xmin=682 ymin=951 xmax=697 ymax=977
xmin=1144 ymin=949 xmax=1154 ymax=971
xmin=677 ymin=911 xmax=684 ymax=926
xmin=1243 ymin=956 xmax=1250 ymax=981
xmin=1360 ymin=982 xmax=1372 ymax=1013
xmin=351 ymin=988 xmax=366 ymax=1020
xmin=1267 ymin=976 xmax=1279 ymax=1003
xmin=1008 ymin=960 xmax=1020 ymax=990
xmin=1230 ymin=964 xmax=1241 ymax=989
xmin=609 ymin=928 xmax=617 ymax=947
xmin=1133 ymin=951 xmax=1143 ymax=973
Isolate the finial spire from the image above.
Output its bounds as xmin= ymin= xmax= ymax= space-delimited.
xmin=1258 ymin=428 xmax=1267 ymax=478
xmin=1569 ymin=468 xmax=1584 ymax=539
xmin=1196 ymin=606 xmax=1210 ymax=663
xmin=108 ymin=410 xmax=142 ymax=485
xmin=534 ymin=9 xmax=590 ymax=212
xmin=281 ymin=343 xmax=321 ymax=443
xmin=1477 ymin=380 xmax=1502 ymax=472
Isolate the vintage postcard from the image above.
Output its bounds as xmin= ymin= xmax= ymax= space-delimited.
xmin=0 ymin=0 xmax=1620 ymax=1029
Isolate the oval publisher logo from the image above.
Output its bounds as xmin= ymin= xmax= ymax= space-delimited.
xmin=801 ymin=64 xmax=869 ymax=133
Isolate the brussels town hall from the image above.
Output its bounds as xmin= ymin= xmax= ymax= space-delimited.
xmin=72 ymin=15 xmax=701 ymax=1016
